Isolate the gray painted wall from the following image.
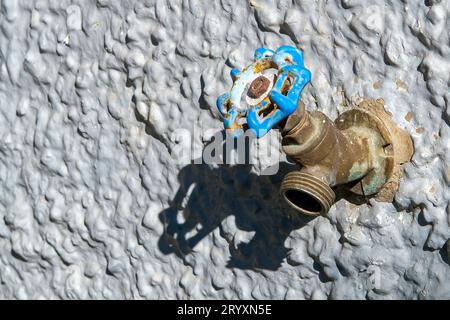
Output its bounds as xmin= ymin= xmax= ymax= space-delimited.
xmin=0 ymin=0 xmax=449 ymax=299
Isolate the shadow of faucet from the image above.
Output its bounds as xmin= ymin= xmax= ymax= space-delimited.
xmin=157 ymin=138 xmax=316 ymax=270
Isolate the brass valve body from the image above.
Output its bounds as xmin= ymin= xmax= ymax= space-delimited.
xmin=280 ymin=99 xmax=414 ymax=216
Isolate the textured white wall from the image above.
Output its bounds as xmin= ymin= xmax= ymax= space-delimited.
xmin=0 ymin=0 xmax=449 ymax=299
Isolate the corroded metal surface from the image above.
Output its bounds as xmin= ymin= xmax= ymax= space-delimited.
xmin=248 ymin=76 xmax=271 ymax=99
xmin=281 ymin=99 xmax=414 ymax=215
xmin=335 ymin=99 xmax=414 ymax=201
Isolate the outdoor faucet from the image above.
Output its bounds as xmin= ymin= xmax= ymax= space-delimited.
xmin=217 ymin=46 xmax=414 ymax=216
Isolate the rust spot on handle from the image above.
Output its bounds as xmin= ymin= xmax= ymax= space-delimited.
xmin=248 ymin=76 xmax=271 ymax=99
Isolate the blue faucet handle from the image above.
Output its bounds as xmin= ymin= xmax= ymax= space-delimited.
xmin=269 ymin=64 xmax=311 ymax=115
xmin=216 ymin=46 xmax=311 ymax=138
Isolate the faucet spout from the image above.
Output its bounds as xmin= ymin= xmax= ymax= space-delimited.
xmin=280 ymin=99 xmax=413 ymax=216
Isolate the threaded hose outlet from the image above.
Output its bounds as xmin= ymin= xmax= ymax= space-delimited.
xmin=280 ymin=171 xmax=335 ymax=216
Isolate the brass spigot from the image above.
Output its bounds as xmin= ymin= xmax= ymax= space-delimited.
xmin=280 ymin=99 xmax=414 ymax=216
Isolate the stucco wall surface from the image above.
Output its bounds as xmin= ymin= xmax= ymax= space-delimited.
xmin=0 ymin=0 xmax=449 ymax=299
